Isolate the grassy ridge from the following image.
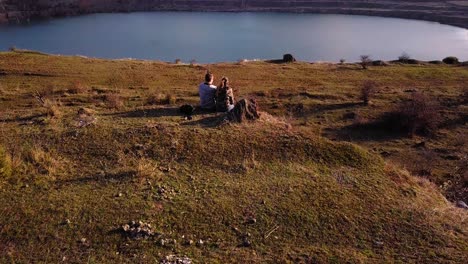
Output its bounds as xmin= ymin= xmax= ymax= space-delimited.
xmin=0 ymin=51 xmax=467 ymax=262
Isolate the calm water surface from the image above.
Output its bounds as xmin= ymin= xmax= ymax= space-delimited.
xmin=0 ymin=12 xmax=467 ymax=62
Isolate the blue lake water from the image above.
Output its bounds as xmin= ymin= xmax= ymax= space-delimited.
xmin=0 ymin=12 xmax=467 ymax=63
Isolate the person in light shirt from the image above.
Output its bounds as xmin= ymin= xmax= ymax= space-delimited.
xmin=198 ymin=72 xmax=217 ymax=111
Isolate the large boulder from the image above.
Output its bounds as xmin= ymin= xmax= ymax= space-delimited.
xmin=283 ymin=54 xmax=296 ymax=63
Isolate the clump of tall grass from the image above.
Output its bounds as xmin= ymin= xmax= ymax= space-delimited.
xmin=146 ymin=93 xmax=177 ymax=105
xmin=0 ymin=146 xmax=12 ymax=178
xmin=104 ymin=93 xmax=125 ymax=109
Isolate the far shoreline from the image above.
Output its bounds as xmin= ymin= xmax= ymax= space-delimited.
xmin=1 ymin=9 xmax=467 ymax=30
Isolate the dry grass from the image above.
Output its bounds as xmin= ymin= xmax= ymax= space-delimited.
xmin=0 ymin=51 xmax=467 ymax=263
xmin=24 ymin=147 xmax=62 ymax=177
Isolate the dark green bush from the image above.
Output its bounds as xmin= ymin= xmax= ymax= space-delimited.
xmin=442 ymin=56 xmax=459 ymax=64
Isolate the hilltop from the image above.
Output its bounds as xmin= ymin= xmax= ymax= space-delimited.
xmin=0 ymin=51 xmax=467 ymax=262
xmin=1 ymin=0 xmax=468 ymax=28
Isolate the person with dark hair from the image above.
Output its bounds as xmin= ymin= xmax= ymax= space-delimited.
xmin=198 ymin=72 xmax=217 ymax=111
xmin=216 ymin=77 xmax=235 ymax=112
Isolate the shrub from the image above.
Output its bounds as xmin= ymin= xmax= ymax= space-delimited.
xmin=339 ymin=58 xmax=346 ymax=65
xmin=68 ymin=81 xmax=88 ymax=94
xmin=442 ymin=56 xmax=459 ymax=65
xmin=45 ymin=101 xmax=62 ymax=118
xmin=389 ymin=92 xmax=440 ymax=136
xmin=146 ymin=93 xmax=177 ymax=105
xmin=398 ymin=52 xmax=411 ymax=62
xmin=105 ymin=93 xmax=124 ymax=109
xmin=174 ymin=59 xmax=181 ymax=64
xmin=0 ymin=146 xmax=12 ymax=178
xmin=283 ymin=54 xmax=296 ymax=63
xmin=360 ymin=55 xmax=372 ymax=69
xmin=360 ymin=81 xmax=378 ymax=105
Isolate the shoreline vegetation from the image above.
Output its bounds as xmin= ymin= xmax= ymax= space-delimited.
xmin=5 ymin=47 xmax=468 ymax=66
xmin=0 ymin=0 xmax=468 ymax=29
xmin=0 ymin=50 xmax=467 ymax=262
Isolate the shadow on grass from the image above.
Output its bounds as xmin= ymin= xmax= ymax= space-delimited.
xmin=107 ymin=106 xmax=214 ymax=118
xmin=333 ymin=125 xmax=406 ymax=142
xmin=57 ymin=170 xmax=135 ymax=186
xmin=181 ymin=115 xmax=226 ymax=128
xmin=438 ymin=114 xmax=467 ymax=129
xmin=333 ymin=117 xmax=409 ymax=142
xmin=0 ymin=113 xmax=47 ymax=123
xmin=311 ymin=102 xmax=363 ymax=113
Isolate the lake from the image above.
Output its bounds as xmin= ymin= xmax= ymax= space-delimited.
xmin=0 ymin=12 xmax=467 ymax=63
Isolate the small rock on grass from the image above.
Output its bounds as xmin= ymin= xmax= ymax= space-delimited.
xmin=120 ymin=221 xmax=155 ymax=239
xmin=160 ymin=255 xmax=192 ymax=264
xmin=456 ymin=201 xmax=468 ymax=209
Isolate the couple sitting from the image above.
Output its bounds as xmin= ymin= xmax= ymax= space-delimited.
xmin=199 ymin=72 xmax=235 ymax=112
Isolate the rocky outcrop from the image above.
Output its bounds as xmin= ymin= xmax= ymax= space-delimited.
xmin=1 ymin=0 xmax=467 ymax=28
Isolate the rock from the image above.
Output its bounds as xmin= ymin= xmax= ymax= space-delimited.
xmin=120 ymin=221 xmax=155 ymax=239
xmin=404 ymin=88 xmax=418 ymax=93
xmin=196 ymin=239 xmax=204 ymax=246
xmin=372 ymin=60 xmax=388 ymax=66
xmin=247 ymin=217 xmax=257 ymax=224
xmin=62 ymin=219 xmax=71 ymax=225
xmin=283 ymin=54 xmax=296 ymax=63
xmin=76 ymin=108 xmax=96 ymax=128
xmin=161 ymin=255 xmax=192 ymax=264
xmin=443 ymin=154 xmax=460 ymax=160
xmin=456 ymin=201 xmax=468 ymax=209
xmin=240 ymin=237 xmax=252 ymax=247
xmin=79 ymin=237 xmax=89 ymax=246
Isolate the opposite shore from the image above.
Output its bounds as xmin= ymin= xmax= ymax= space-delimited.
xmin=1 ymin=0 xmax=468 ymax=29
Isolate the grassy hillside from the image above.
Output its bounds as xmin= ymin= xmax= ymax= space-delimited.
xmin=0 ymin=51 xmax=467 ymax=263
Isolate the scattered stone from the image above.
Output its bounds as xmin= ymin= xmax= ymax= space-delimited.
xmin=404 ymin=88 xmax=418 ymax=93
xmin=456 ymin=201 xmax=468 ymax=209
xmin=158 ymin=238 xmax=177 ymax=247
xmin=154 ymin=185 xmax=176 ymax=201
xmin=120 ymin=221 xmax=155 ymax=239
xmin=116 ymin=192 xmax=123 ymax=197
xmin=79 ymin=237 xmax=89 ymax=246
xmin=196 ymin=239 xmax=204 ymax=246
xmin=373 ymin=240 xmax=384 ymax=248
xmin=247 ymin=217 xmax=257 ymax=224
xmin=76 ymin=107 xmax=97 ymax=128
xmin=62 ymin=219 xmax=71 ymax=225
xmin=240 ymin=237 xmax=252 ymax=247
xmin=380 ymin=151 xmax=391 ymax=157
xmin=160 ymin=255 xmax=192 ymax=264
xmin=184 ymin=239 xmax=194 ymax=246
xmin=443 ymin=154 xmax=460 ymax=161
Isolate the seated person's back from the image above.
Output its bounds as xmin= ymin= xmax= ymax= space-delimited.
xmin=199 ymin=72 xmax=217 ymax=110
xmin=216 ymin=77 xmax=235 ymax=112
